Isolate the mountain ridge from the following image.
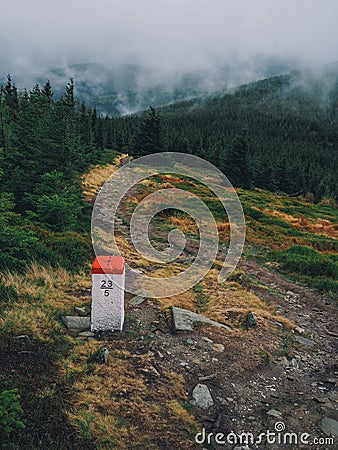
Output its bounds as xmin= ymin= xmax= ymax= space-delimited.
xmin=0 ymin=56 xmax=298 ymax=116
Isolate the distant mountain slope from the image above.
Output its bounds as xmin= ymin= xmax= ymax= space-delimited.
xmin=0 ymin=57 xmax=296 ymax=116
xmin=108 ymin=67 xmax=338 ymax=201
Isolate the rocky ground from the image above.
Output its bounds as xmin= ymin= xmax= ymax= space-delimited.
xmin=77 ymin=170 xmax=337 ymax=449
xmin=66 ymin=214 xmax=337 ymax=449
xmin=119 ymin=261 xmax=337 ymax=449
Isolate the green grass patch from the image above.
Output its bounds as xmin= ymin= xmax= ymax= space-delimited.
xmin=269 ymin=245 xmax=338 ymax=294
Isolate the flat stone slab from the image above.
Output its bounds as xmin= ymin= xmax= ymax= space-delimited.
xmin=130 ymin=292 xmax=148 ymax=306
xmin=171 ymin=307 xmax=231 ymax=332
xmin=78 ymin=331 xmax=95 ymax=338
xmin=62 ymin=316 xmax=91 ymax=332
xmin=294 ymin=335 xmax=315 ymax=346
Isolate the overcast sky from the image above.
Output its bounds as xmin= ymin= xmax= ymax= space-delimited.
xmin=0 ymin=0 xmax=337 ymax=74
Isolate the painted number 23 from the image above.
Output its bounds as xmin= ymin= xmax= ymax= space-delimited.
xmin=101 ymin=279 xmax=113 ymax=297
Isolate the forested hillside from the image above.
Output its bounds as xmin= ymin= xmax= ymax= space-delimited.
xmin=0 ymin=73 xmax=337 ymax=449
xmin=105 ymin=69 xmax=338 ymax=202
xmin=0 ymin=58 xmax=295 ymax=116
xmin=2 ymin=67 xmax=337 ymax=213
xmin=0 ymin=76 xmax=104 ymax=272
xmin=1 ymin=69 xmax=337 ymax=274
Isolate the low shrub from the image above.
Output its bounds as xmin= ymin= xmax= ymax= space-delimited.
xmin=269 ymin=245 xmax=338 ymax=293
xmin=43 ymin=232 xmax=92 ymax=272
xmin=0 ymin=389 xmax=25 ymax=438
xmin=271 ymin=245 xmax=337 ymax=278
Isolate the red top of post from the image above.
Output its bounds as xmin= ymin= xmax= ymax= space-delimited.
xmin=92 ymin=256 xmax=125 ymax=274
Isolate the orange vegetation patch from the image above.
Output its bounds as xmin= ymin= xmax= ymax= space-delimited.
xmin=159 ymin=174 xmax=187 ymax=184
xmin=217 ymin=221 xmax=230 ymax=241
xmin=168 ymin=215 xmax=199 ymax=234
xmin=267 ymin=210 xmax=338 ymax=239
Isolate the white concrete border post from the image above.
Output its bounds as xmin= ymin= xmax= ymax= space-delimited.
xmin=91 ymin=256 xmax=125 ymax=332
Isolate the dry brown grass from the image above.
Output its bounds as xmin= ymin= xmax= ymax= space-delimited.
xmin=63 ymin=344 xmax=196 ymax=449
xmin=82 ymin=164 xmax=117 ymax=202
xmin=82 ymin=153 xmax=130 ymax=202
xmin=268 ymin=210 xmax=338 ymax=239
xmin=168 ymin=214 xmax=199 ymax=234
xmin=0 ymin=264 xmax=91 ymax=339
xmin=156 ymin=267 xmax=294 ymax=331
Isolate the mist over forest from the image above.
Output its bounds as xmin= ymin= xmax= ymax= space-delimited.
xmin=0 ymin=2 xmax=337 ymax=449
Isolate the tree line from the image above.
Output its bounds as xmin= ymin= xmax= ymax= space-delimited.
xmin=102 ymin=74 xmax=338 ymax=202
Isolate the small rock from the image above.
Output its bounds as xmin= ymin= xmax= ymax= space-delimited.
xmin=267 ymin=409 xmax=283 ymax=418
xmin=202 ymin=337 xmax=213 ymax=343
xmin=149 ymin=365 xmax=160 ymax=377
xmin=191 ymin=384 xmax=214 ymax=409
xmin=78 ymin=331 xmax=94 ymax=338
xmin=291 ymin=357 xmax=300 ymax=369
xmin=130 ymin=292 xmax=148 ymax=306
xmin=199 ymin=374 xmax=216 ymax=381
xmin=246 ymin=312 xmax=257 ymax=328
xmin=62 ymin=316 xmax=90 ymax=332
xmin=184 ymin=339 xmax=196 ymax=346
xmin=96 ymin=347 xmax=109 ymax=364
xmin=286 ymin=290 xmax=296 ymax=297
xmin=294 ymin=326 xmax=305 ymax=334
xmin=216 ymin=396 xmax=228 ymax=405
xmin=212 ymin=343 xmax=225 ymax=353
xmin=319 ymin=417 xmax=338 ymax=436
xmin=295 ymin=335 xmax=315 ymax=346
xmin=327 ymin=330 xmax=338 ymax=338
xmin=74 ymin=306 xmax=88 ymax=317
xmin=130 ymin=268 xmax=143 ymax=275
xmin=313 ymin=397 xmax=327 ymax=404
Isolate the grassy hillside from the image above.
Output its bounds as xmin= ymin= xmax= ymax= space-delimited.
xmin=0 ymin=71 xmax=337 ymax=448
xmin=0 ymin=155 xmax=336 ymax=448
xmin=119 ymin=171 xmax=337 ymax=296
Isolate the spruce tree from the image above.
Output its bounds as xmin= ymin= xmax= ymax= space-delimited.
xmin=133 ymin=106 xmax=162 ymax=157
xmin=224 ymin=134 xmax=252 ymax=189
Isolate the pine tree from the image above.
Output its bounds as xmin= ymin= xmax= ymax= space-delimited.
xmin=224 ymin=134 xmax=252 ymax=189
xmin=64 ymin=78 xmax=75 ymax=109
xmin=4 ymin=75 xmax=19 ymax=117
xmin=133 ymin=106 xmax=162 ymax=157
xmin=42 ymin=81 xmax=53 ymax=105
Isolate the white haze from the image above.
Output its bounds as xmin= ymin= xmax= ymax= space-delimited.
xmin=0 ymin=0 xmax=337 ymax=79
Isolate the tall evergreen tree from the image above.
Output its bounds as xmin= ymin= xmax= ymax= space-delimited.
xmin=133 ymin=106 xmax=162 ymax=157
xmin=42 ymin=81 xmax=53 ymax=105
xmin=224 ymin=134 xmax=253 ymax=189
